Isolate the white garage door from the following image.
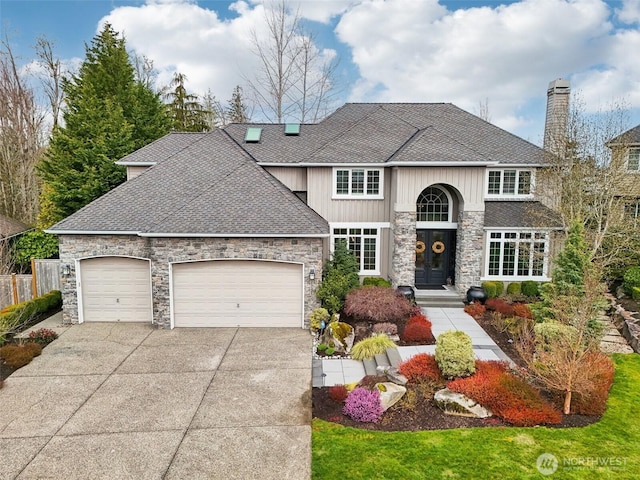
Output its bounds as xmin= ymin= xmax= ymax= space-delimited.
xmin=79 ymin=257 xmax=152 ymax=323
xmin=172 ymin=260 xmax=303 ymax=327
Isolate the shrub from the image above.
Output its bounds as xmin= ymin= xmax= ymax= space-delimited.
xmin=343 ymin=387 xmax=384 ymax=423
xmin=569 ymin=352 xmax=614 ymax=415
xmin=521 ymin=280 xmax=540 ymax=297
xmin=506 ymin=282 xmax=521 ymax=295
xmin=435 ymin=330 xmax=475 ymax=379
xmin=406 ymin=312 xmax=429 ymax=326
xmin=350 ymin=334 xmax=396 ymax=360
xmin=633 ymin=287 xmax=640 ymax=301
xmin=398 ymin=353 xmax=443 ymax=383
xmin=27 ymin=328 xmax=59 ymax=347
xmin=485 ymin=298 xmax=515 ymax=317
xmin=317 ymin=242 xmax=360 ymax=314
xmin=464 ymin=303 xmax=485 ymax=318
xmin=325 ymin=347 xmax=335 ymax=356
xmin=343 ymin=286 xmax=414 ymax=324
xmin=310 ymin=308 xmax=330 ymax=332
xmin=0 ymin=342 xmax=42 ymax=369
xmin=481 ymin=281 xmax=504 ymax=299
xmin=316 ymin=343 xmax=327 ymax=352
xmin=372 ymin=322 xmax=398 ymax=335
xmin=362 ymin=277 xmax=391 ymax=287
xmin=0 ymin=290 xmax=62 ymax=337
xmin=533 ymin=321 xmax=578 ymax=350
xmin=402 ymin=322 xmax=435 ymax=344
xmin=623 ymin=266 xmax=640 ymax=295
xmin=328 ymin=385 xmax=349 ymax=403
xmin=512 ymin=303 xmax=533 ymax=319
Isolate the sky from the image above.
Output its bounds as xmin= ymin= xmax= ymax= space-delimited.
xmin=2 ymin=0 xmax=640 ymax=145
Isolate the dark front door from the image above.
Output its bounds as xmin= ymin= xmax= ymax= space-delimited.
xmin=415 ymin=230 xmax=455 ymax=288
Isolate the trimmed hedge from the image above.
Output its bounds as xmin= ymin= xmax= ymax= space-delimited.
xmin=362 ymin=277 xmax=392 ymax=287
xmin=506 ymin=282 xmax=521 ymax=295
xmin=521 ymin=280 xmax=540 ymax=297
xmin=0 ymin=290 xmax=62 ymax=337
xmin=435 ymin=330 xmax=475 ymax=379
xmin=481 ymin=281 xmax=504 ymax=299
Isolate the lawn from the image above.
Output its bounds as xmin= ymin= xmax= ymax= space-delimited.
xmin=312 ymin=353 xmax=640 ymax=479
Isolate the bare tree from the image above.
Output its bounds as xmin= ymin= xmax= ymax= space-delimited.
xmin=0 ymin=36 xmax=45 ymax=226
xmin=132 ymin=53 xmax=157 ymax=90
xmin=34 ymin=36 xmax=64 ymax=130
xmin=476 ymin=98 xmax=491 ymax=122
xmin=245 ymin=1 xmax=339 ymax=123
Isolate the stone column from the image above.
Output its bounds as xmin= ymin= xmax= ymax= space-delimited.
xmin=455 ymin=210 xmax=484 ymax=293
xmin=390 ymin=209 xmax=416 ymax=288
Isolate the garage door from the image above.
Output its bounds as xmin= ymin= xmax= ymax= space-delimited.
xmin=79 ymin=257 xmax=152 ymax=323
xmin=172 ymin=260 xmax=303 ymax=327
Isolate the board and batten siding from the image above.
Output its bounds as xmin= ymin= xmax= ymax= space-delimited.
xmin=126 ymin=166 xmax=151 ymax=180
xmin=264 ymin=166 xmax=307 ymax=191
xmin=393 ymin=167 xmax=486 ymax=211
xmin=306 ymin=167 xmax=391 ymax=222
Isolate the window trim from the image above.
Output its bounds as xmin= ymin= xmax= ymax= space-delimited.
xmin=416 ymin=186 xmax=453 ymax=224
xmin=332 ymin=167 xmax=384 ymax=199
xmin=485 ymin=169 xmax=535 ymax=198
xmin=330 ymin=223 xmax=388 ymax=275
xmin=626 ymin=147 xmax=640 ymax=173
xmin=482 ymin=229 xmax=551 ymax=281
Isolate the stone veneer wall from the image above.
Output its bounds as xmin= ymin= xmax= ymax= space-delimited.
xmin=390 ymin=211 xmax=416 ymax=288
xmin=455 ymin=210 xmax=484 ymax=292
xmin=58 ymin=234 xmax=324 ymax=328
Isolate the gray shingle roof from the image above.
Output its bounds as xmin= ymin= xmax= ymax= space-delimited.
xmin=224 ymin=103 xmax=544 ymax=165
xmin=608 ymin=124 xmax=640 ymax=146
xmin=48 ymin=130 xmax=329 ymax=236
xmin=116 ymin=132 xmax=209 ymax=165
xmin=484 ymin=201 xmax=563 ymax=228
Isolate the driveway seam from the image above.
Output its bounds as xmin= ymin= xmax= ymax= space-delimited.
xmin=161 ymin=327 xmax=240 ymax=480
xmin=15 ymin=326 xmax=155 ymax=479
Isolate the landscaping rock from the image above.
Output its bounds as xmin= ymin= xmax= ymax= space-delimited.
xmin=323 ymin=322 xmax=355 ymax=354
xmin=434 ymin=388 xmax=492 ymax=418
xmin=376 ymin=365 xmax=408 ymax=386
xmin=375 ymin=382 xmax=406 ymax=411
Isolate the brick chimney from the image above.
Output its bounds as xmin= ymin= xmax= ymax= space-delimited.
xmin=543 ymin=78 xmax=570 ymax=155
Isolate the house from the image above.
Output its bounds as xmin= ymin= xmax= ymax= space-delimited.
xmin=47 ymin=87 xmax=567 ymax=329
xmin=0 ymin=215 xmax=28 ymax=239
xmin=607 ymin=124 xmax=640 ymax=219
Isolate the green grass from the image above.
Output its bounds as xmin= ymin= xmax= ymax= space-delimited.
xmin=312 ymin=354 xmax=640 ymax=479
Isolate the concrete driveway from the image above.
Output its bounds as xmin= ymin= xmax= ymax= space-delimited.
xmin=0 ymin=315 xmax=312 ymax=479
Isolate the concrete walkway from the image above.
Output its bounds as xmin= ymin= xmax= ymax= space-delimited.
xmin=314 ymin=307 xmax=511 ymax=387
xmin=1 ymin=314 xmax=312 ymax=480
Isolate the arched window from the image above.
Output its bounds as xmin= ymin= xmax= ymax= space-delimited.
xmin=417 ymin=186 xmax=449 ymax=222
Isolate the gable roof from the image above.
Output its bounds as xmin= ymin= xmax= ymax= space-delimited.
xmin=47 ymin=129 xmax=328 ymax=237
xmin=0 ymin=215 xmax=28 ymax=237
xmin=608 ymin=124 xmax=640 ymax=146
xmin=224 ymin=103 xmax=544 ymax=166
xmin=116 ymin=132 xmax=209 ymax=165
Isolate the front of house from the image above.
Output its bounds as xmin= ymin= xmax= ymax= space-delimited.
xmin=48 ymin=94 xmax=566 ymax=329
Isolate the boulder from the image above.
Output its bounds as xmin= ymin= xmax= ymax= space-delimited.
xmin=375 ymin=382 xmax=407 ymax=411
xmin=323 ymin=322 xmax=355 ymax=354
xmin=376 ymin=365 xmax=408 ymax=386
xmin=433 ymin=388 xmax=492 ymax=418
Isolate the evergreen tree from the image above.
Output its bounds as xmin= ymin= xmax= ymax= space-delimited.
xmin=164 ymin=72 xmax=210 ymax=132
xmin=37 ymin=24 xmax=170 ymax=224
xmin=227 ymin=85 xmax=249 ymax=123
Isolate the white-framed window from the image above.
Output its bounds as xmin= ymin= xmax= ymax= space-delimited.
xmin=484 ymin=230 xmax=549 ymax=280
xmin=626 ymin=148 xmax=640 ymax=172
xmin=417 ymin=186 xmax=450 ymax=222
xmin=625 ymin=201 xmax=640 ymax=219
xmin=333 ymin=168 xmax=383 ymax=199
xmin=486 ymin=169 xmax=534 ymax=197
xmin=331 ymin=224 xmax=383 ymax=274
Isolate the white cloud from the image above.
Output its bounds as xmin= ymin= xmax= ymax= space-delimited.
xmin=617 ymin=0 xmax=640 ymax=24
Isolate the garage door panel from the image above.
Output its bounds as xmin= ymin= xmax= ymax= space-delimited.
xmin=172 ymin=260 xmax=302 ymax=327
xmin=80 ymin=257 xmax=152 ymax=323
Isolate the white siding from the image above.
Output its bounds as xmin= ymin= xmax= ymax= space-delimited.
xmin=126 ymin=166 xmax=151 ymax=180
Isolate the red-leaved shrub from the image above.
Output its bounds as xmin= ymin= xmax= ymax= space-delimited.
xmin=464 ymin=303 xmax=486 ymax=318
xmin=343 ymin=287 xmax=414 ymax=323
xmin=402 ymin=322 xmax=435 ymax=343
xmin=512 ymin=303 xmax=533 ymax=319
xmin=568 ymin=352 xmax=615 ymax=415
xmin=328 ymin=384 xmax=349 ymax=403
xmin=407 ymin=313 xmax=429 ymax=326
xmin=485 ymin=298 xmax=515 ymax=317
xmin=447 ymin=360 xmax=561 ymax=426
xmin=398 ymin=353 xmax=443 ymax=383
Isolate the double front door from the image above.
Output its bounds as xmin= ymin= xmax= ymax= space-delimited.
xmin=415 ymin=230 xmax=455 ymax=288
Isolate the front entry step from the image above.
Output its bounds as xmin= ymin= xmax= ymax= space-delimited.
xmin=414 ymin=288 xmax=465 ymax=308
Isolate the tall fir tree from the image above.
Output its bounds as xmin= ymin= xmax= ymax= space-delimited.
xmin=165 ymin=72 xmax=210 ymax=132
xmin=38 ymin=24 xmax=170 ymax=224
xmin=227 ymin=85 xmax=249 ymax=123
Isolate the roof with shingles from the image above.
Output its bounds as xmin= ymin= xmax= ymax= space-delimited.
xmin=0 ymin=215 xmax=28 ymax=237
xmin=48 ymin=129 xmax=328 ymax=236
xmin=484 ymin=201 xmax=563 ymax=228
xmin=224 ymin=103 xmax=544 ymax=165
xmin=608 ymin=124 xmax=640 ymax=146
xmin=116 ymin=132 xmax=209 ymax=165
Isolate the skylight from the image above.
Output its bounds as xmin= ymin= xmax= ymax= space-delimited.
xmin=245 ymin=127 xmax=262 ymax=143
xmin=284 ymin=123 xmax=301 ymax=136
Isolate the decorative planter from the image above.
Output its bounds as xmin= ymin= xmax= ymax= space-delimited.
xmin=466 ymin=286 xmax=487 ymax=304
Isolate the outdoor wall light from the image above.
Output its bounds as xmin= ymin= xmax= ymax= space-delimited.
xmin=61 ymin=264 xmax=71 ymax=277
xmin=309 ymin=268 xmax=315 ymax=280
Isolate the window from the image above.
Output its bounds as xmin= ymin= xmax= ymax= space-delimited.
xmin=486 ymin=231 xmax=548 ymax=279
xmin=486 ymin=169 xmax=533 ymax=196
xmin=332 ymin=227 xmax=379 ymax=273
xmin=627 ymin=148 xmax=640 ymax=172
xmin=417 ymin=186 xmax=450 ymax=222
xmin=333 ymin=168 xmax=383 ymax=198
xmin=625 ymin=201 xmax=640 ymax=219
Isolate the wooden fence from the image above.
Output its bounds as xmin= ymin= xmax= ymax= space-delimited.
xmin=0 ymin=259 xmax=61 ymax=309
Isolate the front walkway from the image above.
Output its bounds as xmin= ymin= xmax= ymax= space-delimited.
xmin=313 ymin=307 xmax=511 ymax=387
